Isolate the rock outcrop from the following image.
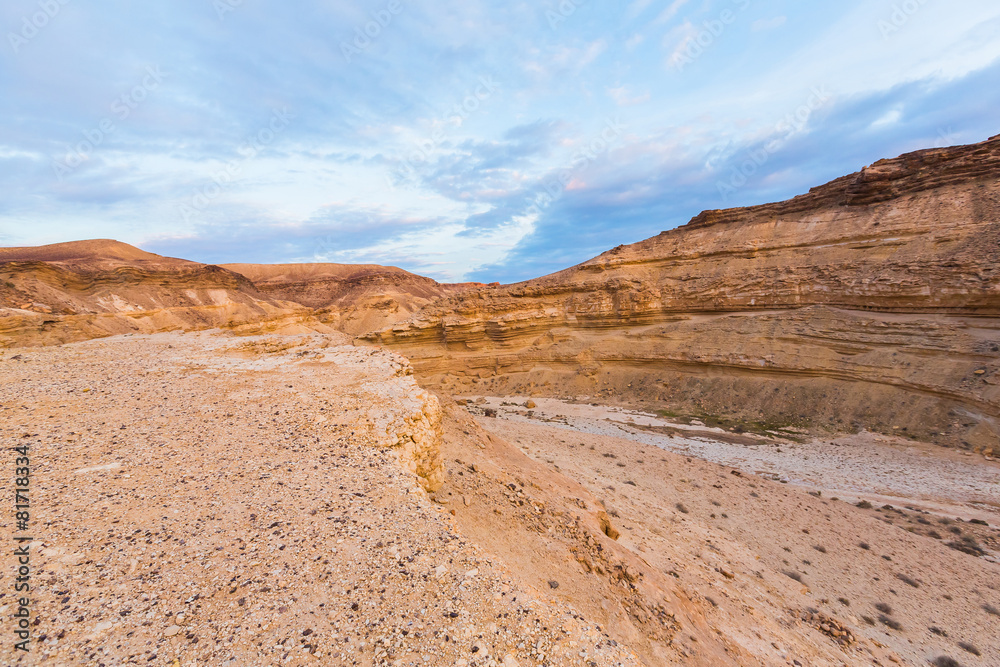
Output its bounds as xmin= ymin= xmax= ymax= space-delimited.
xmin=0 ymin=240 xmax=305 ymax=347
xmin=362 ymin=135 xmax=1000 ymax=449
xmin=0 ymin=242 xmax=476 ymax=346
xmin=222 ymin=262 xmax=477 ymax=335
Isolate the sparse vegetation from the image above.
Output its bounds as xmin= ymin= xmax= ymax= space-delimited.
xmin=675 ymin=502 xmax=689 ymax=514
xmin=856 ymin=500 xmax=873 ymax=509
xmin=812 ymin=545 xmax=827 ymax=553
xmin=984 ymin=603 xmax=1000 ymax=617
xmin=837 ymin=597 xmax=850 ymax=606
xmin=874 ymin=602 xmax=892 ymax=614
xmin=878 ymin=615 xmax=902 ymax=631
xmin=946 ymin=539 xmax=986 ymax=557
xmin=783 ymin=570 xmax=803 ymax=583
xmin=858 ymin=542 xmax=870 ymax=550
xmin=896 ymin=573 xmax=919 ymax=588
xmin=957 ymin=642 xmax=980 ymax=657
xmin=930 ymin=626 xmax=948 ymax=637
xmin=931 ymin=657 xmax=962 ymax=667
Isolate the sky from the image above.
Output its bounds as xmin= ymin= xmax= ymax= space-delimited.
xmin=1 ymin=1 xmax=999 ymax=283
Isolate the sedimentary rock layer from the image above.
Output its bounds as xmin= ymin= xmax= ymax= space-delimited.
xmin=363 ymin=136 xmax=1000 ymax=448
xmin=222 ymin=262 xmax=478 ymax=335
xmin=0 ymin=242 xmax=475 ymax=345
xmin=0 ymin=240 xmax=306 ymax=346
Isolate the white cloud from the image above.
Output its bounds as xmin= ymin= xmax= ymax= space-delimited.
xmin=663 ymin=20 xmax=699 ymax=68
xmin=321 ymin=214 xmax=538 ymax=283
xmin=608 ymin=85 xmax=651 ymax=107
xmin=751 ymin=16 xmax=787 ymax=32
xmin=652 ymin=0 xmax=691 ymax=26
xmin=625 ymin=0 xmax=656 ymax=21
xmin=870 ymin=108 xmax=903 ymax=128
xmin=579 ymin=39 xmax=609 ymax=67
xmin=755 ymin=3 xmax=1000 ymax=102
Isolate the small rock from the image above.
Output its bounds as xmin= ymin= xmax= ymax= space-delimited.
xmin=164 ymin=625 xmax=181 ymax=637
xmin=548 ymin=580 xmax=559 ymax=589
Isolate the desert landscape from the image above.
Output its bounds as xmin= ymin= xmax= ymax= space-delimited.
xmin=2 ymin=136 xmax=999 ymax=666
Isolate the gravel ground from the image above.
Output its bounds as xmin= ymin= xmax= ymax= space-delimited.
xmin=0 ymin=333 xmax=641 ymax=667
xmin=461 ymin=396 xmax=1000 ymax=667
xmin=461 ymin=397 xmax=1000 ymax=526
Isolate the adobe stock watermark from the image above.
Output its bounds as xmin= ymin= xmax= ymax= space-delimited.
xmin=341 ymin=0 xmax=404 ymax=63
xmin=546 ymin=0 xmax=588 ymax=30
xmin=522 ymin=117 xmax=625 ymax=219
xmin=670 ymin=0 xmax=751 ymax=72
xmin=878 ymin=0 xmax=930 ymax=39
xmin=178 ymin=108 xmax=294 ymax=223
xmin=933 ymin=125 xmax=958 ymax=148
xmin=7 ymin=0 xmax=72 ymax=54
xmin=385 ymin=75 xmax=501 ymax=190
xmin=214 ymin=0 xmax=244 ymax=21
xmin=51 ymin=65 xmax=166 ymax=181
xmin=716 ymin=85 xmax=832 ymax=202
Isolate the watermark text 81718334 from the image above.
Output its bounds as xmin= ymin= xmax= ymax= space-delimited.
xmin=12 ymin=439 xmax=33 ymax=653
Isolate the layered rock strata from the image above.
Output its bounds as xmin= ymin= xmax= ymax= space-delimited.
xmin=222 ymin=262 xmax=478 ymax=335
xmin=363 ymin=136 xmax=1000 ymax=448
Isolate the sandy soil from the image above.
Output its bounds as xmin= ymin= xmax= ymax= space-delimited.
xmin=0 ymin=333 xmax=641 ymax=667
xmin=459 ymin=396 xmax=1000 ymax=667
xmin=461 ymin=397 xmax=1000 ymax=528
xmin=2 ymin=332 xmax=996 ymax=667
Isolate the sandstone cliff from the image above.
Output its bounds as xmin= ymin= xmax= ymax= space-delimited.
xmin=362 ymin=135 xmax=1000 ymax=450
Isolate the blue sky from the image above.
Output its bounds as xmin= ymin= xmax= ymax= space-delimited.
xmin=1 ymin=0 xmax=998 ymax=283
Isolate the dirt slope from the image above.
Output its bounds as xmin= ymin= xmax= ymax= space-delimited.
xmin=362 ymin=135 xmax=1000 ymax=451
xmin=467 ymin=404 xmax=999 ymax=667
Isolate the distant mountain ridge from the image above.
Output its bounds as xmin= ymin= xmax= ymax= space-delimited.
xmin=0 ymin=240 xmax=478 ymax=343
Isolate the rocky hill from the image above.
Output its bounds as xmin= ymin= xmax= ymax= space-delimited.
xmin=0 ymin=242 xmax=476 ymax=346
xmin=0 ymin=240 xmax=308 ymax=347
xmin=362 ymin=135 xmax=1000 ymax=451
xmin=222 ymin=262 xmax=478 ymax=334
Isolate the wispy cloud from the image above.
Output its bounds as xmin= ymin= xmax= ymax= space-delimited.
xmin=652 ymin=0 xmax=691 ymax=26
xmin=1 ymin=0 xmax=998 ymax=282
xmin=752 ymin=16 xmax=787 ymax=32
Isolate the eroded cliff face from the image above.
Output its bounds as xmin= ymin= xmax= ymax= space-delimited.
xmin=362 ymin=136 xmax=1000 ymax=450
xmin=0 ymin=241 xmax=308 ymax=347
xmin=222 ymin=263 xmax=478 ymax=335
xmin=0 ymin=243 xmax=474 ymax=347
